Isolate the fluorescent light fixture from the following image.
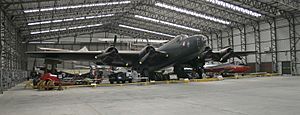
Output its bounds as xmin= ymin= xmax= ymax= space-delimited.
xmin=205 ymin=0 xmax=262 ymax=17
xmin=28 ymin=14 xmax=114 ymax=26
xmin=30 ymin=23 xmax=102 ymax=35
xmin=119 ymin=24 xmax=175 ymax=38
xmin=155 ymin=2 xmax=230 ymax=25
xmin=135 ymin=15 xmax=200 ymax=32
xmin=98 ymin=38 xmax=169 ymax=43
xmin=24 ymin=1 xmax=131 ymax=13
xmin=28 ymin=41 xmax=56 ymax=44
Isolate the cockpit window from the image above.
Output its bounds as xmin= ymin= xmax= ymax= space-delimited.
xmin=174 ymin=35 xmax=188 ymax=42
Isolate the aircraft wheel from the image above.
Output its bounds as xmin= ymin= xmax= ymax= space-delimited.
xmin=36 ymin=81 xmax=42 ymax=89
xmin=110 ymin=81 xmax=114 ymax=84
xmin=45 ymin=80 xmax=55 ymax=90
xmin=37 ymin=80 xmax=46 ymax=90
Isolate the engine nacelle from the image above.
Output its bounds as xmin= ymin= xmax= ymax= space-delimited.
xmin=219 ymin=48 xmax=233 ymax=56
xmin=95 ymin=47 xmax=119 ymax=64
xmin=104 ymin=47 xmax=119 ymax=54
xmin=139 ymin=46 xmax=155 ymax=57
xmin=138 ymin=46 xmax=156 ymax=64
xmin=219 ymin=48 xmax=234 ymax=62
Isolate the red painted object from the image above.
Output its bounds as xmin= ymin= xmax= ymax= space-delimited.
xmin=204 ymin=63 xmax=251 ymax=73
xmin=40 ymin=73 xmax=60 ymax=83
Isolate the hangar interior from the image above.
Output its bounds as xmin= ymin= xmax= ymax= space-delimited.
xmin=0 ymin=0 xmax=300 ymax=93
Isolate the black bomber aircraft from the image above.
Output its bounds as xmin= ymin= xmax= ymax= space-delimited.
xmin=26 ymin=34 xmax=255 ymax=79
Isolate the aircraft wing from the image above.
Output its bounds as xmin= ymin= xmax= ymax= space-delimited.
xmin=26 ymin=50 xmax=140 ymax=63
xmin=209 ymin=50 xmax=256 ymax=62
xmin=231 ymin=51 xmax=257 ymax=56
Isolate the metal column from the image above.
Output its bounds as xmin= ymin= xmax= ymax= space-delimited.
xmin=227 ymin=28 xmax=234 ymax=62
xmin=288 ymin=16 xmax=297 ymax=75
xmin=0 ymin=70 xmax=3 ymax=94
xmin=209 ymin=33 xmax=213 ymax=48
xmin=253 ymin=22 xmax=261 ymax=72
xmin=268 ymin=18 xmax=278 ymax=73
xmin=239 ymin=25 xmax=247 ymax=63
xmin=0 ymin=10 xmax=3 ymax=94
xmin=216 ymin=32 xmax=222 ymax=50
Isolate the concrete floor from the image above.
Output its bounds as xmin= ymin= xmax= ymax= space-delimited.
xmin=1 ymin=76 xmax=300 ymax=115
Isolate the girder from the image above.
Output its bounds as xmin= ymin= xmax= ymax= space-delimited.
xmin=238 ymin=25 xmax=247 ymax=63
xmin=268 ymin=18 xmax=278 ymax=73
xmin=223 ymin=0 xmax=288 ymax=17
xmin=26 ymin=19 xmax=117 ymax=41
xmin=28 ymin=26 xmax=109 ymax=42
xmin=120 ymin=16 xmax=190 ymax=37
xmin=288 ymin=15 xmax=297 ymax=75
xmin=21 ymin=15 xmax=119 ymax=32
xmin=252 ymin=21 xmax=261 ymax=72
xmin=163 ymin=0 xmax=254 ymax=26
xmin=216 ymin=32 xmax=222 ymax=50
xmin=0 ymin=0 xmax=298 ymax=41
xmin=132 ymin=6 xmax=215 ymax=33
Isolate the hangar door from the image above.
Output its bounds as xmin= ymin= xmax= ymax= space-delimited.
xmin=282 ymin=61 xmax=291 ymax=74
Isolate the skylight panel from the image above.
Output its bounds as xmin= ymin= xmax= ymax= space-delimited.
xmin=63 ymin=18 xmax=74 ymax=21
xmin=155 ymin=2 xmax=230 ymax=25
xmin=28 ymin=41 xmax=56 ymax=44
xmin=135 ymin=15 xmax=200 ymax=32
xmin=30 ymin=23 xmax=102 ymax=35
xmin=24 ymin=1 xmax=131 ymax=13
xmin=75 ymin=17 xmax=85 ymax=20
xmin=52 ymin=20 xmax=63 ymax=23
xmin=119 ymin=24 xmax=175 ymax=37
xmin=28 ymin=14 xmax=114 ymax=26
xmin=205 ymin=0 xmax=262 ymax=17
xmin=98 ymin=38 xmax=169 ymax=43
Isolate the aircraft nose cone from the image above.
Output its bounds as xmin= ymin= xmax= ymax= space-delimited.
xmin=197 ymin=36 xmax=207 ymax=46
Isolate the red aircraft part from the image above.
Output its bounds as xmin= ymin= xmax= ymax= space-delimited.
xmin=40 ymin=73 xmax=60 ymax=83
xmin=205 ymin=65 xmax=251 ymax=73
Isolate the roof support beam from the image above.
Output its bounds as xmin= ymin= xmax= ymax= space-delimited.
xmin=224 ymin=0 xmax=287 ymax=17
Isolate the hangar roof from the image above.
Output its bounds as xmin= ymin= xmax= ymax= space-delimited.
xmin=1 ymin=0 xmax=299 ymax=41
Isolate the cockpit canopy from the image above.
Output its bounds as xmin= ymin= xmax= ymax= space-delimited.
xmin=174 ymin=34 xmax=189 ymax=42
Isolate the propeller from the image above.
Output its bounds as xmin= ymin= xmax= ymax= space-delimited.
xmin=219 ymin=48 xmax=242 ymax=62
xmin=138 ymin=37 xmax=156 ymax=65
xmin=32 ymin=58 xmax=36 ymax=71
xmin=139 ymin=46 xmax=156 ymax=64
xmin=201 ymin=47 xmax=213 ymax=59
xmin=94 ymin=35 xmax=124 ymax=64
xmin=113 ymin=35 xmax=117 ymax=46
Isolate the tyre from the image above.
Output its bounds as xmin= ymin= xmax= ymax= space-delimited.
xmin=109 ymin=81 xmax=114 ymax=84
xmin=128 ymin=80 xmax=133 ymax=83
xmin=45 ymin=80 xmax=55 ymax=90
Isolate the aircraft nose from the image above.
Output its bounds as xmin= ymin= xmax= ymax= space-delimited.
xmin=197 ymin=36 xmax=206 ymax=46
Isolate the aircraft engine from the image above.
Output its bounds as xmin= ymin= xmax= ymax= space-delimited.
xmin=95 ymin=47 xmax=119 ymax=63
xmin=138 ymin=46 xmax=156 ymax=64
xmin=201 ymin=47 xmax=213 ymax=60
xmin=219 ymin=48 xmax=241 ymax=62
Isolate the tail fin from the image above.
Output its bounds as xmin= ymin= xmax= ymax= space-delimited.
xmin=78 ymin=46 xmax=89 ymax=52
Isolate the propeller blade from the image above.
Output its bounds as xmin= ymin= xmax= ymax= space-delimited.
xmin=146 ymin=38 xmax=149 ymax=45
xmin=220 ymin=52 xmax=232 ymax=62
xmin=32 ymin=58 xmax=36 ymax=71
xmin=139 ymin=52 xmax=151 ymax=64
xmin=113 ymin=35 xmax=117 ymax=47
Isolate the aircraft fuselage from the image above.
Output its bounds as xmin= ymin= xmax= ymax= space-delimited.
xmin=135 ymin=35 xmax=207 ymax=72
